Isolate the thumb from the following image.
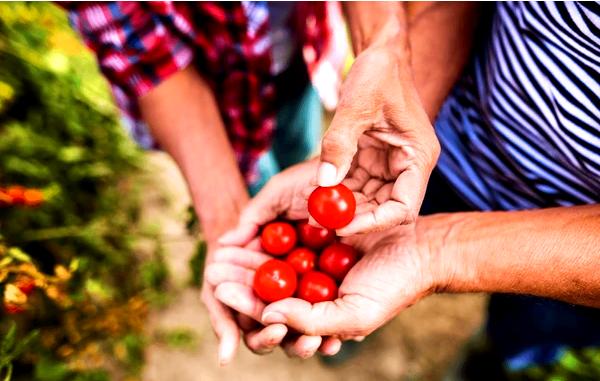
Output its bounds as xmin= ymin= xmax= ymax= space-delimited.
xmin=317 ymin=111 xmax=368 ymax=187
xmin=261 ymin=294 xmax=381 ymax=337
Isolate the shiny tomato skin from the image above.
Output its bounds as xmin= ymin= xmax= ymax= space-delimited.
xmin=261 ymin=222 xmax=297 ymax=256
xmin=297 ymin=271 xmax=338 ymax=303
xmin=285 ymin=247 xmax=317 ymax=275
xmin=253 ymin=259 xmax=297 ymax=303
xmin=308 ymin=184 xmax=356 ymax=229
xmin=297 ymin=220 xmax=336 ymax=250
xmin=319 ymin=242 xmax=358 ymax=281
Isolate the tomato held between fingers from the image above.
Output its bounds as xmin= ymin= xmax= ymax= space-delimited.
xmin=261 ymin=222 xmax=297 ymax=256
xmin=297 ymin=220 xmax=335 ymax=249
xmin=253 ymin=259 xmax=297 ymax=303
xmin=285 ymin=247 xmax=317 ymax=275
xmin=297 ymin=271 xmax=338 ymax=303
xmin=319 ymin=242 xmax=358 ymax=281
xmin=308 ymin=184 xmax=356 ymax=229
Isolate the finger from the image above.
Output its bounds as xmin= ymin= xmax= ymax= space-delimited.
xmin=219 ymin=223 xmax=258 ymax=247
xmin=318 ymin=112 xmax=368 ymax=186
xmin=282 ymin=335 xmax=323 ymax=359
xmin=338 ymin=163 xmax=425 ymax=236
xmin=261 ymin=295 xmax=381 ymax=337
xmin=319 ymin=337 xmax=342 ymax=356
xmin=307 ymin=215 xmax=325 ymax=229
xmin=237 ymin=313 xmax=258 ymax=332
xmin=202 ymin=289 xmax=240 ymax=366
xmin=237 ymin=181 xmax=285 ymax=228
xmin=215 ymin=282 xmax=265 ymax=322
xmin=205 ymin=263 xmax=255 ymax=287
xmin=245 ymin=237 xmax=262 ymax=252
xmin=212 ymin=246 xmax=270 ymax=270
xmin=342 ymin=167 xmax=370 ymax=191
xmin=244 ymin=324 xmax=288 ymax=355
xmin=336 ymin=200 xmax=410 ymax=236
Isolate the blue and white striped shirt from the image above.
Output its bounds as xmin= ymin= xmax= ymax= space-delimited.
xmin=436 ymin=1 xmax=599 ymax=211
xmin=434 ymin=1 xmax=600 ymax=371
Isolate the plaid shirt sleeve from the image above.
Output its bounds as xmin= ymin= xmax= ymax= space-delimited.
xmin=61 ymin=2 xmax=194 ymax=147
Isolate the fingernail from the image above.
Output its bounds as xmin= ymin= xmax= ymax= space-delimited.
xmin=218 ymin=342 xmax=233 ymax=367
xmin=262 ymin=311 xmax=286 ymax=324
xmin=317 ymin=162 xmax=338 ymax=187
xmin=218 ymin=353 xmax=231 ymax=367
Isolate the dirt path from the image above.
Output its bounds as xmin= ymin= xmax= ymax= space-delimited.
xmin=140 ymin=153 xmax=487 ymax=381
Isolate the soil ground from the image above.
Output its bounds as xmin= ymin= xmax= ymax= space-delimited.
xmin=139 ymin=152 xmax=487 ymax=381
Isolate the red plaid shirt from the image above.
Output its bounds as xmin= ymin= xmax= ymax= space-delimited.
xmin=62 ymin=2 xmax=344 ymax=182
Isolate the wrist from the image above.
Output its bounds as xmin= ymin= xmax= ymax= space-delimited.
xmin=416 ymin=213 xmax=474 ymax=294
xmin=344 ymin=2 xmax=409 ymax=56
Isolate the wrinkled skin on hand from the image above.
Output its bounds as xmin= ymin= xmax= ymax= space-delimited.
xmin=212 ymin=160 xmax=442 ymax=358
xmin=317 ymin=48 xmax=440 ymax=236
xmin=261 ymin=225 xmax=436 ymax=339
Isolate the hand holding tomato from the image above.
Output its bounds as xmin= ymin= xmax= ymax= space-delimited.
xmin=261 ymin=225 xmax=438 ymax=341
xmin=205 ymin=245 xmax=343 ymax=358
xmin=316 ymin=48 xmax=440 ymax=236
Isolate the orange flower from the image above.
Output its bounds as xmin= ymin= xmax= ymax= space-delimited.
xmin=6 ymin=186 xmax=26 ymax=205
xmin=23 ymin=188 xmax=44 ymax=207
xmin=16 ymin=275 xmax=36 ymax=295
xmin=0 ymin=188 xmax=12 ymax=206
xmin=4 ymin=302 xmax=26 ymax=314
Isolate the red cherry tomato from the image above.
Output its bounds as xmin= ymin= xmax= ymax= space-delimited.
xmin=297 ymin=220 xmax=335 ymax=250
xmin=308 ymin=184 xmax=356 ymax=229
xmin=319 ymin=242 xmax=358 ymax=281
xmin=285 ymin=247 xmax=317 ymax=275
xmin=297 ymin=271 xmax=338 ymax=303
xmin=261 ymin=222 xmax=297 ymax=256
xmin=253 ymin=259 xmax=297 ymax=303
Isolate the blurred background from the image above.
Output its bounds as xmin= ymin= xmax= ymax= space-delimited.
xmin=0 ymin=3 xmax=486 ymax=380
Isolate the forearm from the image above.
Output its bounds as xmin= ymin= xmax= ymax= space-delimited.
xmin=343 ymin=2 xmax=480 ymax=120
xmin=420 ymin=205 xmax=600 ymax=307
xmin=407 ymin=2 xmax=481 ymax=119
xmin=342 ymin=2 xmax=408 ymax=56
xmin=139 ymin=66 xmax=249 ymax=241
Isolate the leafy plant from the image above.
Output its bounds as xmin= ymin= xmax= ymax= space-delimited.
xmin=0 ymin=3 xmax=167 ymax=380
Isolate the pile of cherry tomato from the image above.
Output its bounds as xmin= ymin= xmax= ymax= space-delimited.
xmin=253 ymin=184 xmax=358 ymax=304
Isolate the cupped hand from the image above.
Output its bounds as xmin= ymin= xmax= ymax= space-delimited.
xmin=205 ymin=240 xmax=342 ymax=358
xmin=317 ymin=47 xmax=440 ymax=235
xmin=200 ymin=243 xmax=241 ymax=366
xmin=259 ymin=225 xmax=442 ymax=340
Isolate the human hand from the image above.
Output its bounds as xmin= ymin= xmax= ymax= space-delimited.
xmin=205 ymin=240 xmax=343 ymax=359
xmin=317 ymin=47 xmax=440 ymax=235
xmin=258 ymin=224 xmax=443 ymax=342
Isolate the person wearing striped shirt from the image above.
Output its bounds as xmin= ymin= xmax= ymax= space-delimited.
xmin=210 ymin=2 xmax=600 ymax=377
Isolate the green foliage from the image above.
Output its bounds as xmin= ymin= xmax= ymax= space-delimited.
xmin=0 ymin=323 xmax=38 ymax=381
xmin=188 ymin=241 xmax=206 ymax=288
xmin=154 ymin=328 xmax=198 ymax=351
xmin=511 ymin=347 xmax=600 ymax=381
xmin=0 ymin=2 xmax=167 ymax=380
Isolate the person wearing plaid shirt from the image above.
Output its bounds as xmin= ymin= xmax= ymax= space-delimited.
xmin=63 ymin=1 xmax=348 ymax=365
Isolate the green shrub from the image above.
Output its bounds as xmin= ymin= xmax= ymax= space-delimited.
xmin=0 ymin=3 xmax=166 ymax=380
